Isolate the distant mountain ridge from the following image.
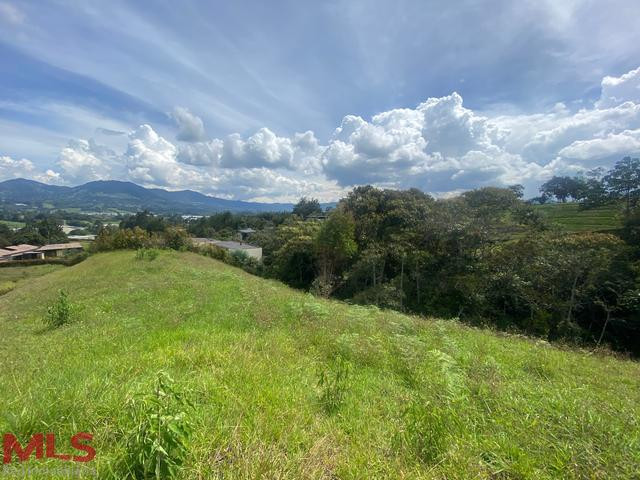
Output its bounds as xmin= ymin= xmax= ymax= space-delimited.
xmin=0 ymin=178 xmax=299 ymax=214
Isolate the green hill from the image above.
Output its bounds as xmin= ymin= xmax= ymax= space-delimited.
xmin=533 ymin=203 xmax=623 ymax=232
xmin=1 ymin=251 xmax=638 ymax=478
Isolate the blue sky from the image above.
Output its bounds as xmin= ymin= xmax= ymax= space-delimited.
xmin=1 ymin=0 xmax=640 ymax=201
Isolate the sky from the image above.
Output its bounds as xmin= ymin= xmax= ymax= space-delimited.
xmin=1 ymin=0 xmax=640 ymax=202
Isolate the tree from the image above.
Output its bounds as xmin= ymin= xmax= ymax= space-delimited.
xmin=577 ymin=178 xmax=609 ymax=209
xmin=292 ymin=197 xmax=322 ymax=219
xmin=269 ymin=220 xmax=320 ymax=289
xmin=313 ymin=209 xmax=357 ymax=296
xmin=540 ymin=176 xmax=583 ymax=203
xmin=508 ymin=184 xmax=525 ymax=199
xmin=604 ymin=156 xmax=640 ymax=211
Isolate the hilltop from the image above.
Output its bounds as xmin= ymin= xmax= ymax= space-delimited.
xmin=0 ymin=251 xmax=638 ymax=478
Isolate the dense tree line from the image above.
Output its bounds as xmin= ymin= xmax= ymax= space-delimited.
xmin=0 ymin=215 xmax=68 ymax=247
xmin=536 ymin=157 xmax=640 ymax=211
xmin=255 ymin=186 xmax=639 ymax=355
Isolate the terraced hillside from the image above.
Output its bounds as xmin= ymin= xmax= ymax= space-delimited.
xmin=534 ymin=203 xmax=623 ymax=232
xmin=0 ymin=251 xmax=638 ymax=479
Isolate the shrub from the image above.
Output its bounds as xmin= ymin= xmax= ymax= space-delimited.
xmin=115 ymin=372 xmax=193 ymax=479
xmin=317 ymin=355 xmax=351 ymax=414
xmin=163 ymin=227 xmax=190 ymax=251
xmin=45 ymin=290 xmax=73 ymax=327
xmin=200 ymin=244 xmax=230 ymax=262
xmin=91 ymin=227 xmax=152 ymax=253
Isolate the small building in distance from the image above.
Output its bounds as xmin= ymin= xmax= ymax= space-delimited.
xmin=238 ymin=228 xmax=256 ymax=241
xmin=0 ymin=244 xmax=42 ymax=261
xmin=192 ymin=238 xmax=262 ymax=261
xmin=0 ymin=242 xmax=84 ymax=262
xmin=37 ymin=243 xmax=84 ymax=258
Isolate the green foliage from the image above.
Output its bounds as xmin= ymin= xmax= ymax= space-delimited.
xmin=45 ymin=289 xmax=73 ymax=327
xmin=314 ymin=209 xmax=357 ymax=296
xmin=135 ymin=248 xmax=160 ymax=261
xmin=4 ymin=215 xmax=69 ymax=246
xmin=91 ymin=226 xmax=153 ymax=252
xmin=604 ymin=156 xmax=640 ymax=211
xmin=120 ymin=210 xmax=169 ymax=233
xmin=317 ymin=355 xmax=350 ymax=414
xmin=292 ymin=196 xmax=323 ymax=219
xmin=540 ymin=176 xmax=584 ymax=203
xmin=162 ymin=226 xmax=189 ymax=251
xmin=115 ymin=372 xmax=193 ymax=480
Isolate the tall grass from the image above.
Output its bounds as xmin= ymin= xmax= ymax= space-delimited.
xmin=0 ymin=250 xmax=638 ymax=478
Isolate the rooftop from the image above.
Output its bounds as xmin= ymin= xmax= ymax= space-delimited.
xmin=4 ymin=244 xmax=39 ymax=253
xmin=37 ymin=243 xmax=84 ymax=251
xmin=211 ymin=240 xmax=260 ymax=250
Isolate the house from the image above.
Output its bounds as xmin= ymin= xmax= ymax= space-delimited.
xmin=0 ymin=244 xmax=42 ymax=261
xmin=37 ymin=243 xmax=84 ymax=258
xmin=191 ymin=237 xmax=262 ymax=260
xmin=238 ymin=228 xmax=256 ymax=241
xmin=0 ymin=242 xmax=84 ymax=262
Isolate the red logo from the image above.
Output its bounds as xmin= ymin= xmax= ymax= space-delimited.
xmin=3 ymin=433 xmax=95 ymax=464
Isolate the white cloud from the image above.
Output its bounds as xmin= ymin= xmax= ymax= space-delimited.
xmin=597 ymin=66 xmax=640 ymax=108
xmin=0 ymin=155 xmax=35 ymax=180
xmin=171 ymin=107 xmax=206 ymax=142
xmin=559 ymin=129 xmax=640 ymax=161
xmin=176 ymin=139 xmax=223 ymax=166
xmin=57 ymin=139 xmax=118 ymax=183
xmin=220 ymin=128 xmax=294 ymax=169
xmin=125 ymin=124 xmax=199 ymax=187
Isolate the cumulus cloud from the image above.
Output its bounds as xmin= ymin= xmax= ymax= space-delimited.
xmin=597 ymin=66 xmax=640 ymax=108
xmin=57 ymin=139 xmax=118 ymax=183
xmin=11 ymin=65 xmax=640 ymax=201
xmin=171 ymin=107 xmax=206 ymax=142
xmin=220 ymin=128 xmax=295 ymax=169
xmin=559 ymin=129 xmax=640 ymax=161
xmin=0 ymin=155 xmax=35 ymax=180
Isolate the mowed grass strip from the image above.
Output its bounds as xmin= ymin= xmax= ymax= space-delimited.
xmin=0 ymin=251 xmax=638 ymax=479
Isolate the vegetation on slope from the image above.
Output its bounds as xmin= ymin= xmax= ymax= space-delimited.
xmin=533 ymin=203 xmax=622 ymax=232
xmin=1 ymin=251 xmax=638 ymax=479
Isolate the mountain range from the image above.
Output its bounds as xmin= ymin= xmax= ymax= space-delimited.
xmin=0 ymin=178 xmax=300 ymax=214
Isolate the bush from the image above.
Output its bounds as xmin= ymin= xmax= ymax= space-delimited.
xmin=199 ymin=244 xmax=230 ymax=262
xmin=45 ymin=290 xmax=73 ymax=327
xmin=91 ymin=227 xmax=152 ymax=253
xmin=163 ymin=227 xmax=190 ymax=251
xmin=115 ymin=372 xmax=193 ymax=479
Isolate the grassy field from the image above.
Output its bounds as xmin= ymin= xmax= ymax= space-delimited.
xmin=533 ymin=203 xmax=622 ymax=232
xmin=0 ymin=263 xmax=64 ymax=296
xmin=0 ymin=251 xmax=638 ymax=479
